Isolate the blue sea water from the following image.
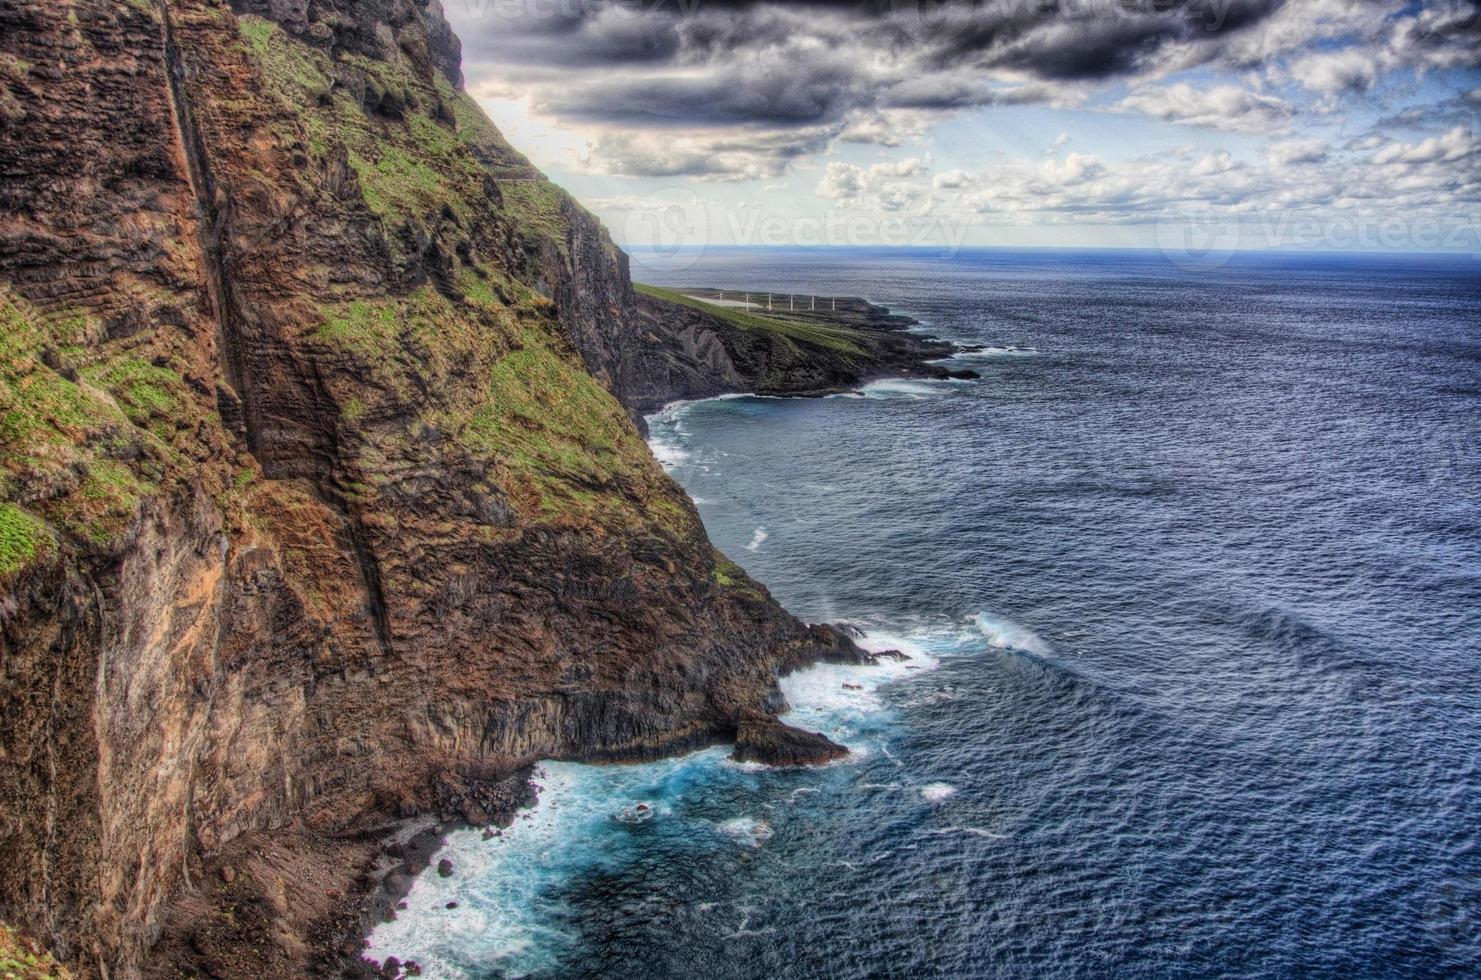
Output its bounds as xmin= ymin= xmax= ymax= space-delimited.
xmin=370 ymin=248 xmax=1481 ymax=978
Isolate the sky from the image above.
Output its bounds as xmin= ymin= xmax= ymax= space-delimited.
xmin=440 ymin=0 xmax=1481 ymax=256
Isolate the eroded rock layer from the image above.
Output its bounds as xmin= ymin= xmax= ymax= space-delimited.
xmin=0 ymin=2 xmax=856 ymax=975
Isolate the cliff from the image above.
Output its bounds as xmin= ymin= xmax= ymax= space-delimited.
xmin=632 ymin=285 xmax=975 ymax=413
xmin=0 ymin=2 xmax=864 ymax=976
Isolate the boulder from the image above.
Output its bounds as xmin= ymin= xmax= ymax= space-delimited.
xmin=731 ymin=714 xmax=847 ymax=766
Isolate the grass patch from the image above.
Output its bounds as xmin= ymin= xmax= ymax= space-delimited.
xmin=712 ymin=552 xmax=765 ymax=599
xmin=634 ymin=283 xmax=864 ymax=355
xmin=349 ymin=135 xmax=474 ymax=224
xmin=495 ymin=180 xmax=571 ymax=251
xmin=453 ymin=326 xmax=686 ymax=528
xmin=0 ymin=53 xmax=32 ymax=79
xmin=223 ymin=25 xmax=698 ymax=537
xmin=84 ymin=358 xmax=182 ymax=423
xmin=0 ymin=503 xmax=48 ymax=577
xmin=237 ymin=15 xmax=330 ymax=100
xmin=0 ymin=922 xmax=71 ymax=979
xmin=316 ymin=298 xmax=400 ymax=347
xmin=0 ymin=290 xmax=161 ymax=550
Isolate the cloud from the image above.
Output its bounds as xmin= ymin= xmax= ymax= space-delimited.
xmin=1043 ymin=152 xmax=1105 ymax=184
xmin=846 ymin=121 xmax=1481 ymax=230
xmin=933 ymin=169 xmax=976 ymax=189
xmin=1289 ymin=48 xmax=1383 ymax=98
xmin=446 ymin=0 xmax=1301 ymax=178
xmin=817 ymin=157 xmax=928 ymax=201
xmin=585 ymin=127 xmax=837 ymax=180
xmin=1191 ymin=150 xmax=1238 ymax=176
xmin=1118 ymin=82 xmax=1293 ymax=133
xmin=1268 ymin=138 xmax=1330 ymax=166
xmin=817 ymin=162 xmax=867 ymax=200
xmin=1371 ymin=125 xmax=1479 ymax=166
xmin=445 ymin=0 xmax=1481 ymax=186
xmin=838 ymin=110 xmax=935 ymax=147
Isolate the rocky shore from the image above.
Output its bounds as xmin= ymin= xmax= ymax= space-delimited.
xmin=623 ymin=285 xmax=980 ymax=419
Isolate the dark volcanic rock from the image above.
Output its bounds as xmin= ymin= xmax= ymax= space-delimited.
xmin=731 ymin=715 xmax=848 ymax=767
xmin=627 ymin=288 xmax=968 ymax=410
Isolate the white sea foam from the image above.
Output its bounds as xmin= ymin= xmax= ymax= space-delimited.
xmin=858 ymin=378 xmax=953 ymax=400
xmin=368 ymin=619 xmax=949 ymax=976
xmin=776 ymin=630 xmax=938 ymax=751
xmin=941 ymin=345 xmax=1037 ymax=361
xmin=973 ymin=612 xmax=1051 ymax=656
xmin=920 ymin=782 xmax=958 ymax=803
xmin=745 ymin=527 xmax=769 ymax=551
xmin=646 ymin=401 xmax=697 ymax=472
xmin=717 ymin=816 xmax=774 ymax=848
xmin=649 ymin=435 xmax=690 ymax=471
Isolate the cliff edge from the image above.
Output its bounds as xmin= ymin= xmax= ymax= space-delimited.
xmin=0 ymin=2 xmax=864 ymax=976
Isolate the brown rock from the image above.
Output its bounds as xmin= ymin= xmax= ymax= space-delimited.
xmin=731 ymin=715 xmax=849 ymax=767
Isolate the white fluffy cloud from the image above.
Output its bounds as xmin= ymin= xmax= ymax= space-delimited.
xmin=1118 ymin=83 xmax=1293 ymax=134
xmin=817 ymin=158 xmax=928 ymax=203
xmin=1371 ymin=126 xmax=1479 ymax=166
xmin=933 ymin=169 xmax=976 ymax=190
xmin=1289 ymin=49 xmax=1384 ymax=98
xmin=818 ymin=126 xmax=1479 ymax=233
xmin=1268 ymin=138 xmax=1330 ymax=166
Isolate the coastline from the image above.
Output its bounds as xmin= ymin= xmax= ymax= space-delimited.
xmin=193 ymin=293 xmax=984 ymax=980
xmin=359 ymin=628 xmax=939 ymax=978
xmin=352 ymin=376 xmax=962 ymax=976
xmin=627 ymin=286 xmax=983 ymax=418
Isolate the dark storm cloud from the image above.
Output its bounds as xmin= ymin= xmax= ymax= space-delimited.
xmin=452 ymin=0 xmax=1292 ymax=132
xmin=443 ymin=0 xmax=1481 ymax=179
xmin=535 ymin=42 xmax=869 ymax=127
xmin=453 ymin=0 xmax=1291 ymax=73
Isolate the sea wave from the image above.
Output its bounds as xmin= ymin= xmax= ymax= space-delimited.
xmin=365 ymin=620 xmax=948 ymax=978
xmin=940 ymin=345 xmax=1038 ymax=361
xmin=920 ymin=782 xmax=958 ymax=803
xmin=972 ymin=612 xmax=1051 ymax=656
xmin=858 ymin=379 xmax=956 ymax=400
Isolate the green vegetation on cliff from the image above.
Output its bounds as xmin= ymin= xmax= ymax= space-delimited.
xmin=634 ymin=283 xmax=864 ymax=355
xmin=230 ymin=15 xmax=690 ymax=536
xmin=0 ymin=290 xmax=182 ymax=551
xmin=0 ymin=503 xmax=48 ymax=578
xmin=0 ymin=923 xmax=71 ymax=979
xmin=236 ymin=14 xmax=580 ymax=258
xmin=712 ymin=551 xmax=766 ymax=602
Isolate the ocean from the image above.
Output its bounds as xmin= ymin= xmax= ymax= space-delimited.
xmin=369 ymin=248 xmax=1481 ymax=978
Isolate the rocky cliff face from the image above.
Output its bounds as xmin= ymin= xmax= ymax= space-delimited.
xmin=0 ymin=2 xmax=857 ymax=976
xmin=633 ymin=287 xmax=973 ymax=412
